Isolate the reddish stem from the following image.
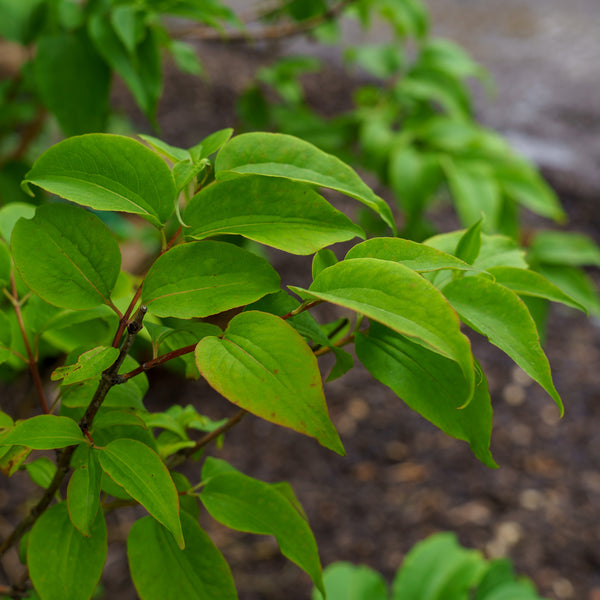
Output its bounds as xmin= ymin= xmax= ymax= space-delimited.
xmin=10 ymin=273 xmax=48 ymax=414
xmin=120 ymin=343 xmax=197 ymax=381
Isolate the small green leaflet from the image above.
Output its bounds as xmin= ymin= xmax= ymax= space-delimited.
xmin=67 ymin=446 xmax=102 ymax=536
xmin=195 ymin=311 xmax=344 ymax=455
xmin=345 ymin=237 xmax=480 ymax=273
xmin=356 ymin=323 xmax=495 ymax=467
xmin=28 ymin=502 xmax=107 ymax=600
xmin=25 ymin=457 xmax=57 ymax=489
xmin=142 ymin=241 xmax=280 ymax=319
xmin=0 ymin=415 xmax=85 ymax=450
xmin=200 ymin=457 xmax=325 ymax=596
xmin=11 ymin=203 xmax=121 ymax=310
xmin=391 ymin=533 xmax=485 ymax=600
xmin=443 ymin=275 xmax=563 ymax=414
xmin=454 ymin=217 xmax=483 ymax=264
xmin=290 ymin=258 xmax=475 ymax=405
xmin=51 ymin=346 xmax=119 ymax=385
xmin=22 ymin=134 xmax=175 ymax=226
xmin=215 ymin=132 xmax=396 ymax=232
xmin=128 ymin=513 xmax=238 ymax=600
xmin=184 ymin=175 xmax=364 ymax=255
xmin=96 ymin=439 xmax=184 ymax=548
xmin=313 ymin=563 xmax=388 ymax=600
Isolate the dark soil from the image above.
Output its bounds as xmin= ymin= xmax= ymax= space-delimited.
xmin=2 ymin=40 xmax=599 ymax=600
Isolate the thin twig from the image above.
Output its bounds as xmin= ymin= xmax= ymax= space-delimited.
xmin=167 ymin=409 xmax=247 ymax=469
xmin=119 ymin=343 xmax=196 ymax=381
xmin=9 ymin=273 xmax=48 ymax=414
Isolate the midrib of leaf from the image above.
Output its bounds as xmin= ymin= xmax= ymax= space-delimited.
xmin=42 ymin=175 xmax=155 ymax=218
xmin=155 ymin=524 xmax=200 ymax=593
xmin=221 ymin=337 xmax=302 ymax=399
xmin=149 ymin=281 xmax=238 ymax=303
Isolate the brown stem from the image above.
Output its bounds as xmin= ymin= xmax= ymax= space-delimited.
xmin=167 ymin=409 xmax=247 ymax=469
xmin=281 ymin=299 xmax=322 ymax=320
xmin=0 ymin=306 xmax=148 ymax=557
xmin=9 ymin=273 xmax=48 ymax=414
xmin=120 ymin=343 xmax=196 ymax=381
xmin=314 ymin=332 xmax=355 ymax=356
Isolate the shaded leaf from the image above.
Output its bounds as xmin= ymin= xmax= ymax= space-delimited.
xmin=28 ymin=503 xmax=106 ymax=600
xmin=12 ymin=203 xmax=121 ymax=310
xmin=356 ymin=323 xmax=495 ymax=467
xmin=290 ymin=258 xmax=475 ymax=403
xmin=201 ymin=457 xmax=324 ymax=596
xmin=443 ymin=275 xmax=563 ymax=414
xmin=128 ymin=512 xmax=237 ymax=600
xmin=96 ymin=439 xmax=183 ymax=548
xmin=67 ymin=446 xmax=102 ymax=536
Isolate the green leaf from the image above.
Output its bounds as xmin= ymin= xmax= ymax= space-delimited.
xmin=25 ymin=457 xmax=57 ymax=489
xmin=215 ymin=132 xmax=396 ymax=232
xmin=88 ymin=14 xmax=161 ymax=123
xmin=139 ymin=134 xmax=190 ymax=162
xmin=426 ymin=231 xmax=528 ymax=269
xmin=455 ymin=217 xmax=483 ymax=264
xmin=195 ymin=311 xmax=344 ymax=454
xmin=0 ymin=415 xmax=85 ymax=450
xmin=172 ymin=472 xmax=200 ymax=519
xmin=184 ymin=176 xmax=364 ymax=254
xmin=535 ymin=264 xmax=600 ymax=317
xmin=11 ymin=203 xmax=121 ymax=310
xmin=128 ymin=512 xmax=237 ymax=600
xmin=51 ymin=346 xmax=119 ymax=385
xmin=312 ymin=249 xmax=338 ymax=280
xmin=443 ymin=159 xmax=501 ymax=231
xmin=290 ymin=258 xmax=475 ymax=404
xmin=67 ymin=446 xmax=102 ymax=536
xmin=312 ymin=562 xmax=388 ymax=600
xmin=23 ymin=134 xmax=176 ymax=226
xmin=443 ymin=275 xmax=563 ymax=414
xmin=345 ymin=237 xmax=480 ymax=274
xmin=142 ymin=241 xmax=280 ymax=319
xmin=0 ymin=202 xmax=36 ymax=242
xmin=200 ymin=457 xmax=324 ymax=596
xmin=169 ymin=39 xmax=204 ymax=75
xmin=34 ymin=31 xmax=110 ymax=136
xmin=487 ymin=267 xmax=587 ymax=313
xmin=529 ymin=231 xmax=600 ymax=267
xmin=391 ymin=533 xmax=486 ymax=600
xmin=28 ymin=503 xmax=107 ymax=600
xmin=356 ymin=323 xmax=495 ymax=467
xmin=110 ymin=5 xmax=145 ymax=55
xmin=497 ymin=163 xmax=566 ymax=223
xmin=0 ymin=242 xmax=10 ymax=289
xmin=189 ymin=128 xmax=234 ymax=162
xmin=96 ymin=439 xmax=183 ymax=548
